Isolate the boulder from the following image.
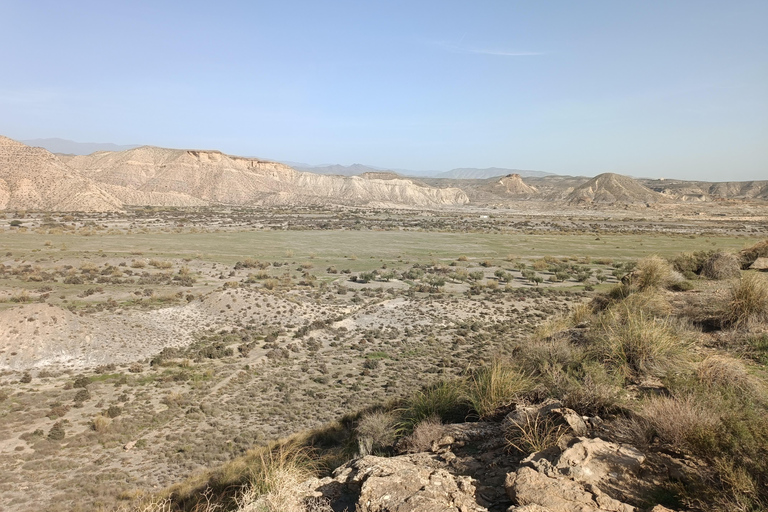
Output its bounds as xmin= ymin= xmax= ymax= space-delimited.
xmin=502 ymin=399 xmax=589 ymax=438
xmin=302 ymin=453 xmax=487 ymax=512
xmin=505 ymin=437 xmax=646 ymax=512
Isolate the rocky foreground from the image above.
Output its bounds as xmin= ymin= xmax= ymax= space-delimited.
xmin=289 ymin=401 xmax=690 ymax=512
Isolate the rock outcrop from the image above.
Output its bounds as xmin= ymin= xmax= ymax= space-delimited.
xmin=507 ymin=437 xmax=646 ymax=512
xmin=297 ymin=401 xmax=689 ymax=512
xmin=0 ymin=137 xmax=469 ymax=210
xmin=491 ymin=174 xmax=539 ymax=197
xmin=302 ymin=453 xmax=487 ymax=512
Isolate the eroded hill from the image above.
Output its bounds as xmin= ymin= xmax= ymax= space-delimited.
xmin=0 ymin=136 xmax=122 ymax=212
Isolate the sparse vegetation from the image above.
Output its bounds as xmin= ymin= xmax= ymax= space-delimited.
xmin=0 ymin=208 xmax=766 ymax=512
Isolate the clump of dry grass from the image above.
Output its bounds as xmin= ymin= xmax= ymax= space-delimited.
xmin=594 ymin=301 xmax=690 ymax=379
xmin=724 ymin=273 xmax=768 ymax=328
xmin=533 ymin=314 xmax=573 ymax=341
xmin=701 ymin=251 xmax=741 ymax=280
xmin=356 ymin=410 xmax=397 ymax=455
xmin=505 ymin=411 xmax=569 ymax=455
xmin=234 ymin=446 xmax=315 ymax=512
xmin=398 ymin=415 xmax=444 ymax=453
xmin=697 ymin=355 xmax=759 ymax=397
xmin=92 ymin=415 xmax=112 ymax=433
xmin=639 ymin=393 xmax=719 ymax=449
xmin=467 ymin=358 xmax=533 ymax=419
xmin=399 ymin=380 xmax=469 ymax=428
xmin=570 ymin=302 xmax=593 ymax=325
xmin=632 ymin=255 xmax=675 ymax=291
xmin=559 ymin=362 xmax=623 ymax=416
xmin=620 ymin=289 xmax=672 ymax=318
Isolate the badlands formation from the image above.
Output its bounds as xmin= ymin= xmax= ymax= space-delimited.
xmin=3 ymin=135 xmax=768 ymax=212
xmin=1 ymin=137 xmax=468 ymax=210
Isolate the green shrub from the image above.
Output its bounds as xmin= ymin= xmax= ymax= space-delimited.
xmin=73 ymin=375 xmax=90 ymax=388
xmin=74 ymin=388 xmax=91 ymax=402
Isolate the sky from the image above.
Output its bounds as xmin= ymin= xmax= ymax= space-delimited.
xmin=1 ymin=0 xmax=766 ymax=180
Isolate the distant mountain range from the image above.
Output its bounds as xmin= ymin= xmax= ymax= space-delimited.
xmin=284 ymin=162 xmax=553 ymax=179
xmin=434 ymin=168 xmax=554 ymax=179
xmin=21 ymin=139 xmax=555 ymax=179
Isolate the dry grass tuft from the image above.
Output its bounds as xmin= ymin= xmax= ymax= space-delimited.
xmin=697 ymin=355 xmax=759 ymax=396
xmin=400 ymin=380 xmax=469 ymax=428
xmin=467 ymin=359 xmax=533 ymax=419
xmin=632 ymin=255 xmax=675 ymax=291
xmin=505 ymin=411 xmax=568 ymax=455
xmin=234 ymin=446 xmax=315 ymax=512
xmin=356 ymin=410 xmax=397 ymax=455
xmin=724 ymin=273 xmax=768 ymax=328
xmin=92 ymin=415 xmax=112 ymax=433
xmin=595 ymin=302 xmax=690 ymax=379
xmin=399 ymin=415 xmax=444 ymax=453
xmin=701 ymin=251 xmax=741 ymax=280
xmin=639 ymin=394 xmax=721 ymax=455
xmin=559 ymin=362 xmax=623 ymax=416
xmin=620 ymin=289 xmax=672 ymax=318
xmin=533 ymin=314 xmax=573 ymax=341
xmin=570 ymin=302 xmax=593 ymax=326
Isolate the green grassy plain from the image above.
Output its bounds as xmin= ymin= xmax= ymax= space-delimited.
xmin=2 ymin=230 xmax=760 ymax=266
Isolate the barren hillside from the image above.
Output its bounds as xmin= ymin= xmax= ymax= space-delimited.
xmin=0 ymin=136 xmax=122 ymax=211
xmin=490 ymin=173 xmax=539 ymax=197
xmin=566 ymin=172 xmax=665 ymax=204
xmin=67 ymin=146 xmax=469 ymax=207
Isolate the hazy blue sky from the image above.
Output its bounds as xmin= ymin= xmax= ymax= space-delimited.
xmin=1 ymin=1 xmax=766 ymax=180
